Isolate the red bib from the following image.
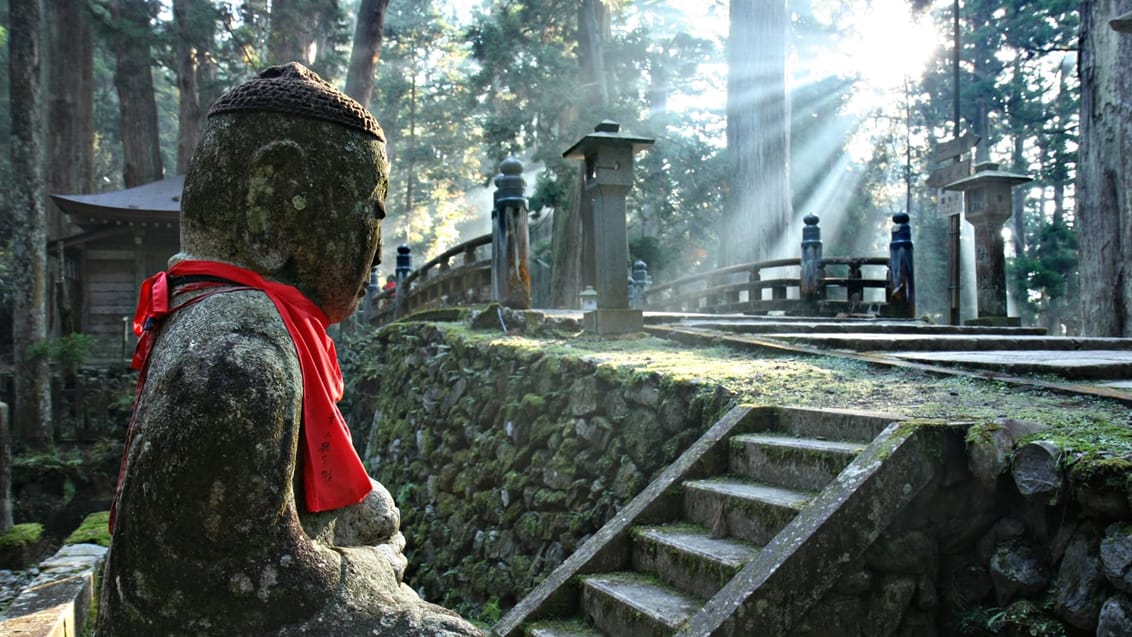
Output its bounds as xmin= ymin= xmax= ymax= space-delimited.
xmin=111 ymin=260 xmax=372 ymax=531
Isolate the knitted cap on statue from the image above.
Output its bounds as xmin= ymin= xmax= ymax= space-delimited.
xmin=95 ymin=62 xmax=482 ymax=637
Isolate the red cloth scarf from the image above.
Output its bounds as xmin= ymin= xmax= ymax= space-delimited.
xmin=111 ymin=260 xmax=372 ymax=531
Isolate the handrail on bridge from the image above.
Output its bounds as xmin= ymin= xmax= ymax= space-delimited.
xmin=367 ymin=233 xmax=492 ymax=325
xmin=639 ymin=255 xmax=903 ymax=316
xmin=641 ymin=212 xmax=915 ymax=318
xmin=365 ymin=205 xmax=915 ymax=324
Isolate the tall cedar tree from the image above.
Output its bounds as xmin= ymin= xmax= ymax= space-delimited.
xmin=345 ymin=0 xmax=391 ymax=107
xmin=1078 ymin=0 xmax=1132 ymax=336
xmin=109 ymin=0 xmax=164 ymax=187
xmin=10 ymin=0 xmax=54 ymax=450
xmin=549 ymin=0 xmax=610 ymax=308
xmin=726 ymin=0 xmax=791 ymax=264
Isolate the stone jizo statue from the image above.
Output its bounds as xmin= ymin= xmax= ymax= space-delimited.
xmin=96 ymin=62 xmax=482 ymax=636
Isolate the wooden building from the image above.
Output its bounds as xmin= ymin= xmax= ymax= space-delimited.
xmin=50 ymin=176 xmax=182 ymax=364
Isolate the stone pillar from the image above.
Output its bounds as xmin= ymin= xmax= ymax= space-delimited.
xmin=888 ymin=212 xmax=915 ymax=318
xmin=943 ymin=162 xmax=1031 ymax=325
xmin=491 ymin=157 xmax=531 ymax=309
xmin=395 ymin=244 xmax=412 ymax=283
xmin=800 ymin=213 xmax=823 ymax=302
xmin=563 ymin=120 xmax=654 ymax=334
xmin=629 ymin=259 xmax=651 ymax=309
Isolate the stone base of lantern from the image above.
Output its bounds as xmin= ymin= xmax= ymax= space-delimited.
xmin=583 ymin=309 xmax=643 ymax=335
xmin=965 ymin=316 xmax=1022 ymax=327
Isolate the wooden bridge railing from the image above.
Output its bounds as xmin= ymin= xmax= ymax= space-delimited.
xmin=366 ymin=209 xmax=915 ymax=324
xmin=639 ymin=256 xmax=906 ymax=316
xmin=641 ymin=212 xmax=915 ymax=318
xmin=367 ymin=234 xmax=492 ymax=325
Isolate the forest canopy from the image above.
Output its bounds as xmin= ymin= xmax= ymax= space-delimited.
xmin=0 ymin=0 xmax=1090 ymax=332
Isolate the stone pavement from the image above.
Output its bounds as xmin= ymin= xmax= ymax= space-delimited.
xmin=638 ymin=313 xmax=1132 ymax=404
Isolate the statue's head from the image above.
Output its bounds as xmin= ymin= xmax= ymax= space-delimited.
xmin=180 ymin=62 xmax=388 ymax=322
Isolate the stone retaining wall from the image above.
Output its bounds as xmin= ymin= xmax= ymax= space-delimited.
xmin=344 ymin=317 xmax=1132 ymax=633
xmin=344 ymin=318 xmax=734 ymax=617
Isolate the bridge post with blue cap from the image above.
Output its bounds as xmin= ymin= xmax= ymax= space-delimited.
xmin=563 ymin=120 xmax=655 ymax=335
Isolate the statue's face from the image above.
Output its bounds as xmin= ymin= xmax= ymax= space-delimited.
xmin=292 ymin=133 xmax=388 ymax=323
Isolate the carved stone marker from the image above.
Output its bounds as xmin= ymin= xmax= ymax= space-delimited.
xmin=96 ymin=63 xmax=481 ymax=636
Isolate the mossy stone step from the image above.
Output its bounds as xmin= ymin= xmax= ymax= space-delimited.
xmin=682 ymin=478 xmax=812 ymax=545
xmin=582 ymin=571 xmax=703 ymax=637
xmin=631 ymin=523 xmax=759 ymax=599
xmin=773 ymin=407 xmax=899 ymax=442
xmin=729 ymin=433 xmax=864 ymax=491
xmin=527 ymin=618 xmax=604 ymax=637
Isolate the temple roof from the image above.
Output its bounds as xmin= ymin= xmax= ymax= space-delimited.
xmin=51 ymin=175 xmax=184 ymax=226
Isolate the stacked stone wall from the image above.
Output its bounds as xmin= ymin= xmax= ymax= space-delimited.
xmin=343 ymin=319 xmax=1132 ymax=633
xmin=345 ymin=320 xmax=734 ymax=617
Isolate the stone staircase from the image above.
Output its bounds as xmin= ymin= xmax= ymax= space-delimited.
xmin=493 ymin=405 xmax=944 ymax=637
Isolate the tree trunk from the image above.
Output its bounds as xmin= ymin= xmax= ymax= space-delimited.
xmin=344 ymin=0 xmax=391 ymax=107
xmin=269 ymin=0 xmax=313 ymax=65
xmin=549 ymin=0 xmax=609 ymax=308
xmin=0 ymin=403 xmax=11 ymax=531
xmin=173 ymin=0 xmax=213 ymax=173
xmin=549 ymin=163 xmax=587 ymax=308
xmin=577 ymin=0 xmax=610 ymax=112
xmin=47 ymin=0 xmax=94 ymax=234
xmin=1078 ymin=0 xmax=1132 ymax=336
xmin=725 ymin=0 xmax=791 ymax=264
xmin=110 ymin=0 xmax=165 ymax=187
xmin=10 ymin=0 xmax=54 ymax=451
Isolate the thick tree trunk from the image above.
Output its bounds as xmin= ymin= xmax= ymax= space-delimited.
xmin=173 ymin=0 xmax=208 ymax=173
xmin=110 ymin=0 xmax=164 ymax=187
xmin=47 ymin=0 xmax=94 ymax=235
xmin=1078 ymin=0 xmax=1132 ymax=336
xmin=725 ymin=0 xmax=791 ymax=264
xmin=549 ymin=163 xmax=587 ymax=308
xmin=549 ymin=0 xmax=608 ymax=308
xmin=0 ymin=403 xmax=11 ymax=531
xmin=577 ymin=0 xmax=610 ymax=111
xmin=344 ymin=0 xmax=391 ymax=107
xmin=268 ymin=0 xmax=312 ymax=65
xmin=10 ymin=0 xmax=54 ymax=451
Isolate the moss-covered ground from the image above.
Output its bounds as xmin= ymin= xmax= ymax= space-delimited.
xmin=415 ymin=322 xmax=1131 ymax=498
xmin=442 ymin=325 xmax=1128 ymax=426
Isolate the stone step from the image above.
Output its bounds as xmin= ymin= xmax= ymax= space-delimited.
xmin=729 ymin=433 xmax=864 ymax=491
xmin=582 ymin=572 xmax=703 ymax=637
xmin=682 ymin=478 xmax=811 ymax=545
xmin=775 ymin=407 xmax=898 ymax=442
xmin=766 ymin=332 xmax=1132 ymax=352
xmin=631 ymin=523 xmax=759 ymax=599
xmin=527 ymin=619 xmax=605 ymax=637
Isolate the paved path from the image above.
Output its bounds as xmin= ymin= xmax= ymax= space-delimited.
xmin=639 ymin=312 xmax=1132 ymax=404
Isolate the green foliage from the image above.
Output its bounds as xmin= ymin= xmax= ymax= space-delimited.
xmin=64 ymin=511 xmax=112 ymax=547
xmin=28 ymin=333 xmax=94 ymax=367
xmin=0 ymin=522 xmax=44 ymax=549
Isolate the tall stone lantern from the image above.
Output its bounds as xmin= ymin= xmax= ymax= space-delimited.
xmin=943 ymin=161 xmax=1031 ymax=325
xmin=563 ymin=120 xmax=654 ymax=334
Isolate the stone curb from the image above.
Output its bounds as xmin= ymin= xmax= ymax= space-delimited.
xmin=0 ymin=543 xmax=107 ymax=637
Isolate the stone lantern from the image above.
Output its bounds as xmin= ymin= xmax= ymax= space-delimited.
xmin=563 ymin=120 xmax=654 ymax=334
xmin=943 ymin=162 xmax=1031 ymax=325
